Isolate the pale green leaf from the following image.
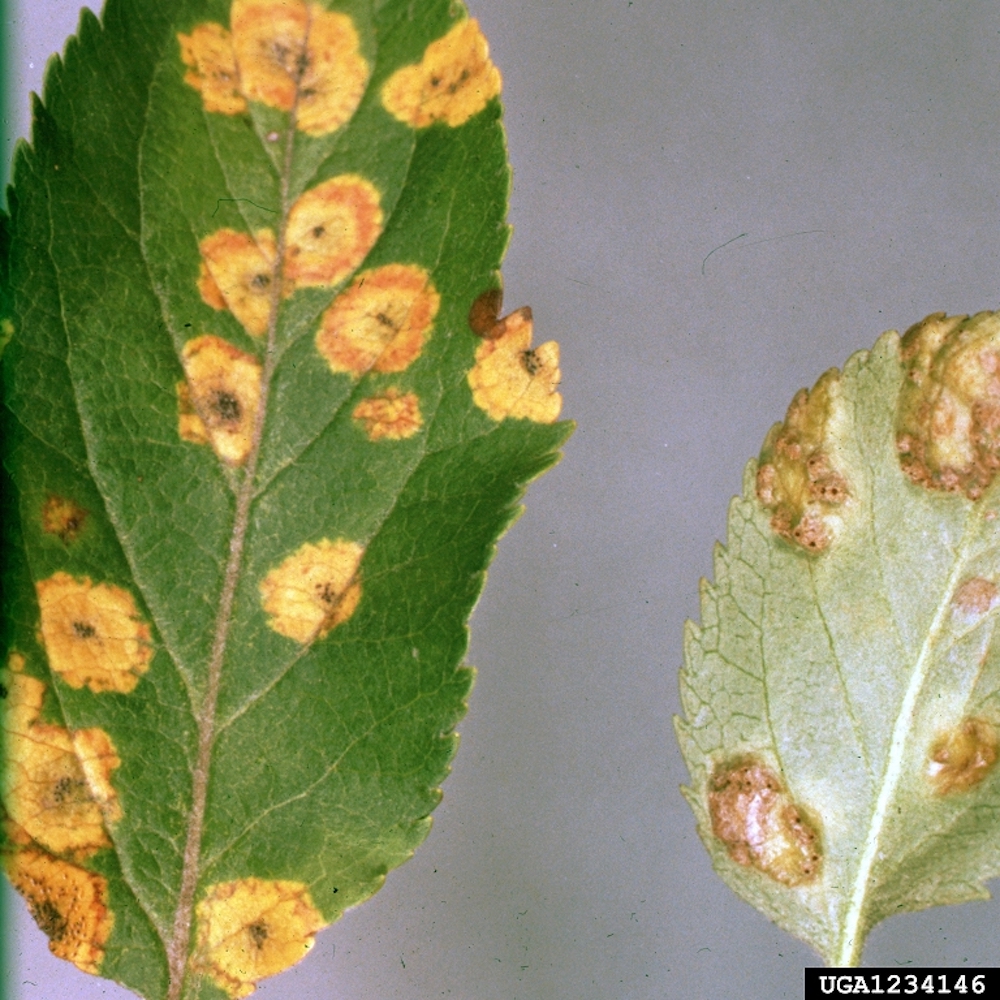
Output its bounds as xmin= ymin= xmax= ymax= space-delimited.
xmin=677 ymin=313 xmax=1000 ymax=966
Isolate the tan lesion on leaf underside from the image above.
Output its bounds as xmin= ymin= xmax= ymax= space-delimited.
xmin=708 ymin=758 xmax=822 ymax=886
xmin=756 ymin=368 xmax=851 ymax=553
xmin=382 ymin=18 xmax=501 ymax=129
xmin=927 ymin=717 xmax=998 ymax=795
xmin=952 ymin=576 xmax=999 ymax=618
xmin=178 ymin=335 xmax=263 ymax=467
xmin=316 ymin=264 xmax=439 ymax=377
xmin=35 ymin=572 xmax=153 ymax=694
xmin=260 ymin=538 xmax=365 ymax=643
xmin=897 ymin=311 xmax=1000 ymax=500
xmin=179 ymin=0 xmax=369 ymax=137
xmin=41 ymin=495 xmax=88 ymax=545
xmin=4 ymin=847 xmax=114 ymax=975
xmin=353 ymin=388 xmax=423 ymax=441
xmin=1 ymin=654 xmax=122 ymax=858
xmin=467 ymin=306 xmax=562 ymax=424
xmin=192 ymin=878 xmax=327 ymax=998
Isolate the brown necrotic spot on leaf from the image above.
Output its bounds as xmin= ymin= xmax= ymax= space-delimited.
xmin=708 ymin=759 xmax=822 ymax=886
xmin=316 ymin=264 xmax=439 ymax=376
xmin=468 ymin=287 xmax=503 ymax=338
xmin=180 ymin=335 xmax=262 ymax=466
xmin=230 ymin=0 xmax=368 ymax=137
xmin=178 ymin=22 xmax=247 ymax=116
xmin=41 ymin=495 xmax=88 ymax=545
xmin=192 ymin=878 xmax=326 ymax=998
xmin=4 ymin=848 xmax=114 ymax=974
xmin=36 ymin=572 xmax=153 ymax=694
xmin=896 ymin=311 xmax=1000 ymax=500
xmin=756 ymin=369 xmax=851 ymax=553
xmin=467 ymin=306 xmax=562 ymax=423
xmin=381 ymin=18 xmax=501 ymax=129
xmin=927 ymin=718 xmax=998 ymax=795
xmin=953 ymin=577 xmax=999 ymax=617
xmin=260 ymin=539 xmax=364 ymax=644
xmin=198 ymin=229 xmax=278 ymax=337
xmin=352 ymin=388 xmax=423 ymax=441
xmin=283 ymin=176 xmax=383 ymax=292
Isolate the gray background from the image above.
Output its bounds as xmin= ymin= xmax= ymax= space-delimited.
xmin=5 ymin=2 xmax=1000 ymax=998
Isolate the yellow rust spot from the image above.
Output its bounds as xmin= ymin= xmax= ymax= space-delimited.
xmin=382 ymin=18 xmax=501 ymax=129
xmin=193 ymin=877 xmax=327 ymax=997
xmin=36 ymin=572 xmax=153 ymax=694
xmin=756 ymin=369 xmax=851 ymax=553
xmin=927 ymin=718 xmax=998 ymax=795
xmin=231 ymin=0 xmax=368 ymax=137
xmin=179 ymin=22 xmax=247 ymax=115
xmin=198 ymin=229 xmax=278 ymax=337
xmin=953 ymin=577 xmax=999 ymax=617
xmin=353 ymin=388 xmax=423 ymax=441
xmin=708 ymin=759 xmax=821 ymax=886
xmin=260 ymin=539 xmax=364 ymax=643
xmin=180 ymin=335 xmax=263 ymax=467
xmin=284 ymin=176 xmax=383 ymax=292
xmin=467 ymin=306 xmax=562 ymax=423
xmin=41 ymin=495 xmax=88 ymax=545
xmin=897 ymin=311 xmax=1000 ymax=500
xmin=316 ymin=264 xmax=439 ymax=376
xmin=4 ymin=848 xmax=114 ymax=975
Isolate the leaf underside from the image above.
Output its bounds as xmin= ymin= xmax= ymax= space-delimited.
xmin=1 ymin=1 xmax=571 ymax=997
xmin=678 ymin=323 xmax=1000 ymax=967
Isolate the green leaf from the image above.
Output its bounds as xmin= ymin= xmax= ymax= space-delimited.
xmin=0 ymin=2 xmax=571 ymax=997
xmin=677 ymin=312 xmax=1000 ymax=967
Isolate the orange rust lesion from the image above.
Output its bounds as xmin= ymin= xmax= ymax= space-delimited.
xmin=192 ymin=877 xmax=327 ymax=998
xmin=41 ymin=495 xmax=88 ymax=545
xmin=897 ymin=311 xmax=1000 ymax=500
xmin=198 ymin=229 xmax=278 ymax=337
xmin=467 ymin=306 xmax=562 ymax=423
xmin=927 ymin=718 xmax=998 ymax=795
xmin=36 ymin=572 xmax=153 ymax=694
xmin=316 ymin=264 xmax=439 ymax=377
xmin=179 ymin=335 xmax=263 ymax=467
xmin=756 ymin=369 xmax=851 ymax=553
xmin=381 ymin=18 xmax=501 ymax=129
xmin=179 ymin=1 xmax=368 ymax=136
xmin=284 ymin=176 xmax=383 ymax=292
xmin=1 ymin=662 xmax=122 ymax=857
xmin=4 ymin=847 xmax=114 ymax=975
xmin=230 ymin=0 xmax=368 ymax=137
xmin=260 ymin=539 xmax=364 ymax=644
xmin=179 ymin=22 xmax=247 ymax=115
xmin=352 ymin=388 xmax=423 ymax=441
xmin=708 ymin=758 xmax=822 ymax=886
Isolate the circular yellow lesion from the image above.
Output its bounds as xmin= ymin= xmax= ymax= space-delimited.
xmin=467 ymin=306 xmax=562 ymax=423
xmin=382 ymin=18 xmax=501 ymax=129
xmin=352 ymin=388 xmax=423 ymax=441
xmin=316 ymin=263 xmax=439 ymax=377
xmin=179 ymin=335 xmax=263 ymax=467
xmin=197 ymin=229 xmax=278 ymax=338
xmin=41 ymin=495 xmax=88 ymax=545
xmin=178 ymin=22 xmax=247 ymax=116
xmin=4 ymin=848 xmax=114 ymax=975
xmin=230 ymin=0 xmax=368 ymax=137
xmin=260 ymin=539 xmax=365 ymax=643
xmin=284 ymin=176 xmax=383 ymax=292
xmin=193 ymin=877 xmax=327 ymax=998
xmin=35 ymin=572 xmax=153 ymax=694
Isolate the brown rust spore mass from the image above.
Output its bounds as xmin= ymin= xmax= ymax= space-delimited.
xmin=927 ymin=718 xmax=998 ymax=795
xmin=896 ymin=311 xmax=1000 ymax=500
xmin=708 ymin=759 xmax=821 ymax=886
xmin=756 ymin=369 xmax=850 ymax=553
